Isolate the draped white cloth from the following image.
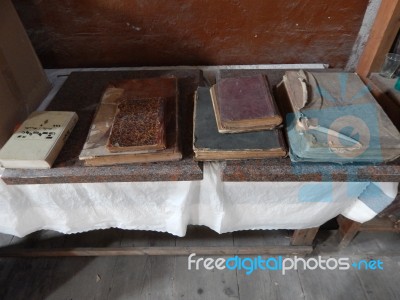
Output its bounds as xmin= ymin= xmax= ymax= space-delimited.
xmin=0 ymin=162 xmax=397 ymax=237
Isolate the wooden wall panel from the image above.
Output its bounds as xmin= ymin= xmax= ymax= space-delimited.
xmin=357 ymin=0 xmax=400 ymax=78
xmin=13 ymin=0 xmax=369 ymax=68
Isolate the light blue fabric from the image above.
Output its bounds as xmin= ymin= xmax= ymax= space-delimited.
xmin=297 ymin=182 xmax=371 ymax=204
xmin=358 ymin=183 xmax=394 ymax=213
xmin=299 ymin=182 xmax=333 ymax=202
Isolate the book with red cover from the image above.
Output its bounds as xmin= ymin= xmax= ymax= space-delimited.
xmin=210 ymin=74 xmax=282 ymax=133
xmin=193 ymin=87 xmax=287 ymax=161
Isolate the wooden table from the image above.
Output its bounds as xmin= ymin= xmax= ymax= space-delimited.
xmin=1 ymin=67 xmax=398 ymax=256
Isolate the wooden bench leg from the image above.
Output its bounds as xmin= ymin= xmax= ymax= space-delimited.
xmin=291 ymin=227 xmax=319 ymax=246
xmin=337 ymin=215 xmax=362 ymax=248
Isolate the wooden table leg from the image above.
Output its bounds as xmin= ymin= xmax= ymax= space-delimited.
xmin=291 ymin=227 xmax=319 ymax=246
xmin=337 ymin=215 xmax=362 ymax=249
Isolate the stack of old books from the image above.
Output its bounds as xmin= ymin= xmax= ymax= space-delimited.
xmin=193 ymin=74 xmax=287 ymax=160
xmin=79 ymin=77 xmax=182 ymax=166
xmin=276 ymin=70 xmax=400 ymax=163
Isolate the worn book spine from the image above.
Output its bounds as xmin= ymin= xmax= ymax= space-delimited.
xmin=45 ymin=113 xmax=79 ymax=167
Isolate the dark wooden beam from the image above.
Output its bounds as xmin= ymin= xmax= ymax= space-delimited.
xmin=337 ymin=215 xmax=362 ymax=248
xmin=291 ymin=228 xmax=320 ymax=246
xmin=337 ymin=214 xmax=400 ymax=248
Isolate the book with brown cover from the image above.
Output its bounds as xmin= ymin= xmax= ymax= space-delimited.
xmin=193 ymin=87 xmax=287 ymax=161
xmin=79 ymin=76 xmax=182 ymax=166
xmin=107 ymin=97 xmax=166 ymax=152
xmin=210 ymin=74 xmax=282 ymax=133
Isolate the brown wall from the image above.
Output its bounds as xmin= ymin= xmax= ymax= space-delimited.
xmin=13 ymin=0 xmax=369 ymax=68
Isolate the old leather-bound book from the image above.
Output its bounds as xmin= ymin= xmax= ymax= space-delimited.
xmin=193 ymin=87 xmax=287 ymax=161
xmin=210 ymin=74 xmax=282 ymax=133
xmin=79 ymin=76 xmax=182 ymax=166
xmin=107 ymin=97 xmax=166 ymax=152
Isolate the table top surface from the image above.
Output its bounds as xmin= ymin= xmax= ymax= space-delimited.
xmin=2 ymin=68 xmax=399 ymax=184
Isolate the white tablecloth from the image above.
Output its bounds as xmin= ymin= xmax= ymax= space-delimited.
xmin=0 ymin=162 xmax=397 ymax=237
